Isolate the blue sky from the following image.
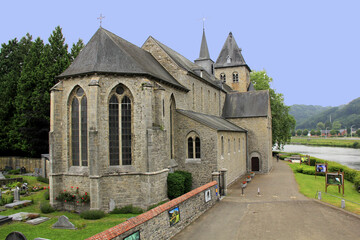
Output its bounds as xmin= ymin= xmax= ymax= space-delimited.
xmin=1 ymin=0 xmax=359 ymax=107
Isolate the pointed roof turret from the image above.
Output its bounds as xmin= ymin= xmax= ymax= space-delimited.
xmin=214 ymin=32 xmax=250 ymax=70
xmin=196 ymin=29 xmax=211 ymax=60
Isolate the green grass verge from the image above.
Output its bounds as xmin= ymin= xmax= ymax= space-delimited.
xmin=290 ymin=137 xmax=360 ymax=148
xmin=0 ymin=176 xmax=139 ymax=240
xmin=288 ymin=163 xmax=360 ymax=215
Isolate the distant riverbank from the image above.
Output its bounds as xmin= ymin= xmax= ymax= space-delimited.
xmin=290 ymin=137 xmax=360 ymax=149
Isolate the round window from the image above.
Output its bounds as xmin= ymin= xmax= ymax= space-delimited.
xmin=116 ymin=86 xmax=124 ymax=95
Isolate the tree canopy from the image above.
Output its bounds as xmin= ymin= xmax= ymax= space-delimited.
xmin=0 ymin=26 xmax=84 ymax=157
xmin=250 ymin=70 xmax=295 ymax=149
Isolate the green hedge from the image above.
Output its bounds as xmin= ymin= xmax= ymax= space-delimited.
xmin=174 ymin=170 xmax=192 ymax=193
xmin=167 ymin=172 xmax=185 ymax=200
xmin=291 ymin=156 xmax=360 ymax=192
xmin=110 ymin=205 xmax=143 ymax=214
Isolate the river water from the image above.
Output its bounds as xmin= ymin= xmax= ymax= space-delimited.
xmin=281 ymin=145 xmax=360 ymax=170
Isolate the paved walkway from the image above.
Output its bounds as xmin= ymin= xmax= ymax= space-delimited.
xmin=172 ymin=159 xmax=360 ymax=240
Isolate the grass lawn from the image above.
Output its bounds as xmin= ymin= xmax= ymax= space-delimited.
xmin=290 ymin=137 xmax=360 ymax=148
xmin=288 ymin=163 xmax=360 ymax=215
xmin=0 ymin=175 xmax=138 ymax=240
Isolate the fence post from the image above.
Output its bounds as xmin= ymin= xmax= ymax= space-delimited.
xmin=317 ymin=191 xmax=322 ymax=200
xmin=341 ymin=199 xmax=345 ymax=209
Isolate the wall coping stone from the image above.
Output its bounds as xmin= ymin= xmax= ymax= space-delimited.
xmin=86 ymin=181 xmax=218 ymax=240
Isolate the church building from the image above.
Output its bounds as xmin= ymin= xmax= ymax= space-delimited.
xmin=49 ymin=27 xmax=272 ymax=211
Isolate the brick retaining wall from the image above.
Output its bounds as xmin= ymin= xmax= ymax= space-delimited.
xmin=87 ymin=181 xmax=219 ymax=240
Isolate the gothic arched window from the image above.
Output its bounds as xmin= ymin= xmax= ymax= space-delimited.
xmin=233 ymin=72 xmax=239 ymax=83
xmin=109 ymin=85 xmax=133 ymax=166
xmin=71 ymin=87 xmax=87 ymax=166
xmin=187 ymin=133 xmax=201 ymax=159
xmin=220 ymin=73 xmax=226 ymax=83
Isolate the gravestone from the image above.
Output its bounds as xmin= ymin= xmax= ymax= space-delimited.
xmin=0 ymin=215 xmax=12 ymax=225
xmin=0 ymin=190 xmax=2 ymax=199
xmin=5 ymin=200 xmax=32 ymax=208
xmin=34 ymin=168 xmax=39 ymax=176
xmin=14 ymin=187 xmax=20 ymax=202
xmin=5 ymin=231 xmax=27 ymax=240
xmin=0 ymin=172 xmax=5 ymax=179
xmin=20 ymin=167 xmax=26 ymax=174
xmin=26 ymin=217 xmax=50 ymax=225
xmin=52 ymin=215 xmax=76 ymax=229
xmin=109 ymin=199 xmax=115 ymax=212
xmin=8 ymin=212 xmax=29 ymax=221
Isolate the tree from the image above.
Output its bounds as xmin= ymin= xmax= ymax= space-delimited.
xmin=310 ymin=129 xmax=316 ymax=136
xmin=302 ymin=129 xmax=309 ymax=136
xmin=325 ymin=120 xmax=332 ymax=129
xmin=316 ymin=122 xmax=325 ymax=130
xmin=315 ymin=130 xmax=321 ymax=136
xmin=330 ymin=129 xmax=337 ymax=136
xmin=296 ymin=129 xmax=302 ymax=136
xmin=0 ymin=34 xmax=32 ymax=155
xmin=356 ymin=129 xmax=360 ymax=137
xmin=250 ymin=70 xmax=296 ymax=148
xmin=70 ymin=39 xmax=84 ymax=61
xmin=332 ymin=121 xmax=341 ymax=131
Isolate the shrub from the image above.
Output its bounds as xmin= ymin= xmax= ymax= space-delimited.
xmin=353 ymin=142 xmax=359 ymax=148
xmin=80 ymin=210 xmax=105 ymax=219
xmin=302 ymin=168 xmax=315 ymax=175
xmin=354 ymin=175 xmax=360 ymax=192
xmin=37 ymin=176 xmax=49 ymax=184
xmin=44 ymin=190 xmax=50 ymax=200
xmin=174 ymin=170 xmax=192 ymax=193
xmin=110 ymin=205 xmax=143 ymax=214
xmin=40 ymin=202 xmax=55 ymax=213
xmin=295 ymin=167 xmax=303 ymax=173
xmin=167 ymin=172 xmax=185 ymax=200
xmin=7 ymin=169 xmax=20 ymax=175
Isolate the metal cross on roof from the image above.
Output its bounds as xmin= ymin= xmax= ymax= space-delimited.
xmin=97 ymin=14 xmax=105 ymax=27
xmin=202 ymin=17 xmax=206 ymax=30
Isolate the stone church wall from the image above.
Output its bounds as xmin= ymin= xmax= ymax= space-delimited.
xmin=174 ymin=112 xmax=218 ymax=188
xmin=217 ymin=132 xmax=247 ymax=185
xmin=228 ymin=117 xmax=273 ymax=173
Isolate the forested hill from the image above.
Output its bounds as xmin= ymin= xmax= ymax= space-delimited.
xmin=291 ymin=97 xmax=360 ymax=130
xmin=289 ymin=105 xmax=331 ymax=128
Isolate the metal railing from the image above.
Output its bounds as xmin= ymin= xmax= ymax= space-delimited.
xmin=315 ymin=191 xmax=360 ymax=209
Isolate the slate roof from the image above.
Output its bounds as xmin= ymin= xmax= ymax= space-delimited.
xmin=196 ymin=29 xmax=211 ymax=60
xmin=57 ymin=28 xmax=187 ymax=90
xmin=214 ymin=32 xmax=250 ymax=71
xmin=149 ymin=37 xmax=226 ymax=92
xmin=177 ymin=109 xmax=246 ymax=132
xmin=222 ymin=90 xmax=270 ymax=118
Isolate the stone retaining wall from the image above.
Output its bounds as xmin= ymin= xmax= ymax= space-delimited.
xmin=87 ymin=181 xmax=219 ymax=240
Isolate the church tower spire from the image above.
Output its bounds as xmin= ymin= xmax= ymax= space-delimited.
xmin=194 ymin=28 xmax=214 ymax=75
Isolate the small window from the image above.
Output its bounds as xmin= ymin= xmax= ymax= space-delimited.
xmin=238 ymin=138 xmax=241 ymax=152
xmin=221 ymin=136 xmax=224 ymax=157
xmin=220 ymin=73 xmax=226 ymax=83
xmin=228 ymin=139 xmax=230 ymax=155
xmin=227 ymin=55 xmax=231 ymax=63
xmin=187 ymin=133 xmax=201 ymax=159
xmin=233 ymin=72 xmax=239 ymax=83
xmin=234 ymin=138 xmax=236 ymax=153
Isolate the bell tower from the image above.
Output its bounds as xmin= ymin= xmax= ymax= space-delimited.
xmin=194 ymin=28 xmax=214 ymax=75
xmin=214 ymin=32 xmax=251 ymax=92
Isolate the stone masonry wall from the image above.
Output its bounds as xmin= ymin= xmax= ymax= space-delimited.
xmin=87 ymin=181 xmax=219 ymax=240
xmin=217 ymin=131 xmax=247 ymax=185
xmin=229 ymin=117 xmax=272 ymax=173
xmin=174 ymin=112 xmax=218 ymax=188
xmin=214 ymin=66 xmax=250 ymax=92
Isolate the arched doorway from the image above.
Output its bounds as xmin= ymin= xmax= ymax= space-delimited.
xmin=251 ymin=157 xmax=260 ymax=171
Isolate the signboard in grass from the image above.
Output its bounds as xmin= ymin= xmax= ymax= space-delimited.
xmin=325 ymin=171 xmax=344 ymax=195
xmin=315 ymin=162 xmax=328 ymax=178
